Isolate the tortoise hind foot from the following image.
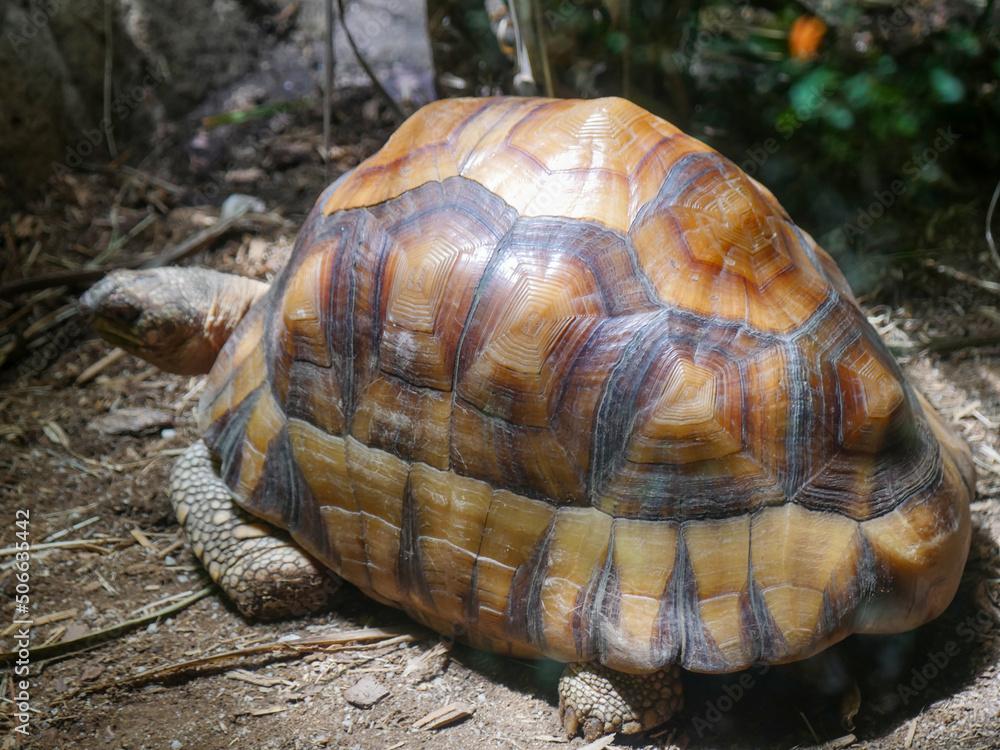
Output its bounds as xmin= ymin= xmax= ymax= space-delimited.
xmin=558 ymin=662 xmax=683 ymax=741
xmin=169 ymin=440 xmax=340 ymax=619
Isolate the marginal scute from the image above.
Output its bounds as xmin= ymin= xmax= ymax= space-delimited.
xmin=233 ymin=387 xmax=285 ymax=502
xmin=286 ymin=419 xmax=368 ymax=585
xmin=683 ymin=516 xmax=752 ymax=669
xmin=600 ymin=518 xmax=678 ymax=672
xmin=475 ymin=489 xmax=556 ymax=641
xmin=540 ymin=507 xmax=613 ymax=663
xmin=343 ymin=436 xmax=409 ymax=605
xmin=408 ymin=463 xmax=494 ymax=624
xmin=856 ymin=450 xmax=971 ymax=634
xmin=201 ymin=312 xmax=267 ymax=431
xmin=750 ymin=504 xmax=862 ymax=659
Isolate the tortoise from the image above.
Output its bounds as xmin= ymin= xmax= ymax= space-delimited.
xmin=81 ymin=96 xmax=975 ymax=740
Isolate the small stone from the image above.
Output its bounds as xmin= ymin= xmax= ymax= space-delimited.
xmin=343 ymin=676 xmax=389 ymax=708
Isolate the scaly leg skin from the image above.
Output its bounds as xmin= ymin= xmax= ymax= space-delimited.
xmin=558 ymin=662 xmax=683 ymax=741
xmin=169 ymin=440 xmax=340 ymax=619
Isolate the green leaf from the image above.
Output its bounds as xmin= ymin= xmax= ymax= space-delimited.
xmin=822 ymin=104 xmax=855 ymax=129
xmin=844 ymin=74 xmax=873 ymax=108
xmin=605 ymin=30 xmax=628 ymax=54
xmin=896 ymin=112 xmax=919 ymax=138
xmin=929 ymin=68 xmax=965 ymax=103
xmin=875 ymin=55 xmax=898 ymax=77
xmin=789 ymin=69 xmax=838 ymax=119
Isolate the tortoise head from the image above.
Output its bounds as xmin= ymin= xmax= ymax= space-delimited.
xmin=80 ymin=267 xmax=269 ymax=375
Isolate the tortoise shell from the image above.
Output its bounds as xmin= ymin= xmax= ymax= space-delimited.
xmin=199 ymin=97 xmax=974 ymax=674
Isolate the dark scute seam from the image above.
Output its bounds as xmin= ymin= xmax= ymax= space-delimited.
xmin=398 ymin=471 xmax=436 ymax=615
xmin=744 ymin=566 xmax=787 ymax=664
xmin=504 ymin=513 xmax=557 ymax=651
xmin=592 ymin=525 xmax=622 ymax=666
xmin=449 ymin=204 xmax=520 ymax=462
xmin=207 ymin=387 xmax=260 ymax=497
xmin=260 ymin=425 xmax=336 ymax=566
xmin=671 ymin=530 xmax=727 ymax=672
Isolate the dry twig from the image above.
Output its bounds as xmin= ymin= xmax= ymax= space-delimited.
xmin=924 ymin=258 xmax=1000 ymax=295
xmin=69 ymin=625 xmax=425 ymax=697
xmin=986 ymin=177 xmax=1000 ymax=274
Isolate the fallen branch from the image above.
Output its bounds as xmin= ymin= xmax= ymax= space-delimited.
xmin=337 ymin=0 xmax=406 ymax=121
xmin=0 ymin=586 xmax=213 ymax=665
xmin=70 ymin=625 xmax=426 ymax=697
xmin=0 ymin=538 xmax=127 ymax=557
xmin=0 ymin=211 xmax=285 ymax=298
xmin=139 ymin=203 xmax=251 ymax=267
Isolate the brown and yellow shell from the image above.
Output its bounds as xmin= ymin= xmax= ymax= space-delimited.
xmin=199 ymin=97 xmax=974 ymax=674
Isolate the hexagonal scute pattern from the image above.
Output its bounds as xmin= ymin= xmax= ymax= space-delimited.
xmin=199 ymin=97 xmax=974 ymax=675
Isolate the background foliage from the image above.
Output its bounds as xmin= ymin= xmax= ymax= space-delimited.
xmin=430 ymin=0 xmax=1000 ymax=293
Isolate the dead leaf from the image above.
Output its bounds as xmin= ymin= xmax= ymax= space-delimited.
xmin=344 ymin=675 xmax=389 ymax=708
xmin=80 ymin=664 xmax=106 ymax=682
xmin=826 ymin=734 xmax=856 ymax=749
xmin=62 ymin=623 xmax=90 ymax=642
xmin=579 ymin=735 xmax=616 ymax=750
xmin=841 ymin=680 xmax=861 ymax=730
xmin=87 ymin=407 xmax=173 ymax=435
xmin=43 ymin=421 xmax=72 ymax=449
xmin=412 ymin=702 xmax=474 ymax=730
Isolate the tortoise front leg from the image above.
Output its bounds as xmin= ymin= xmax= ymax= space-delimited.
xmin=558 ymin=662 xmax=683 ymax=741
xmin=169 ymin=440 xmax=339 ymax=618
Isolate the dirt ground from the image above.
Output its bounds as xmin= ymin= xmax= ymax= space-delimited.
xmin=2 ymin=91 xmax=1000 ymax=750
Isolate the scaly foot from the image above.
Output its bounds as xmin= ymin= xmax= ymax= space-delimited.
xmin=558 ymin=662 xmax=683 ymax=741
